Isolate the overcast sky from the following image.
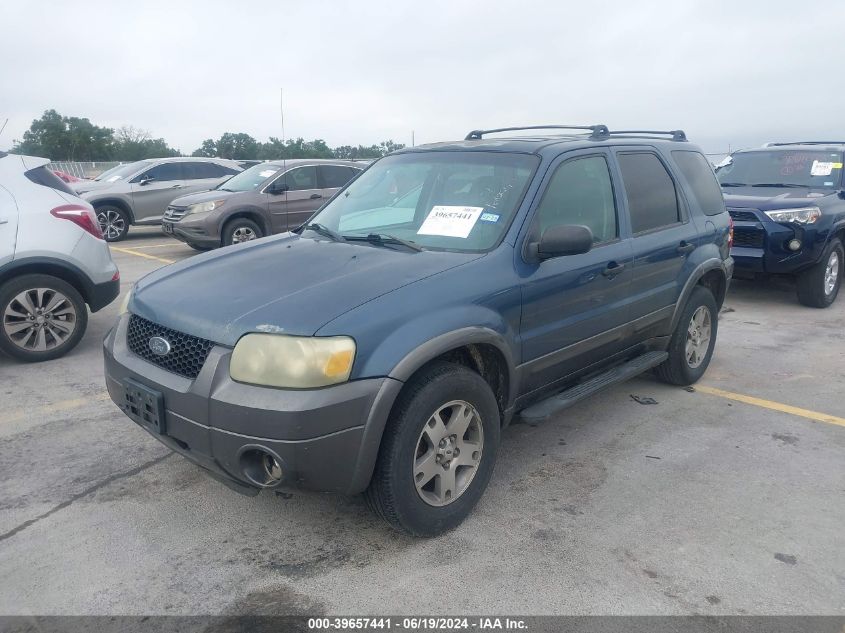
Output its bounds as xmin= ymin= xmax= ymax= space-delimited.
xmin=1 ymin=0 xmax=843 ymax=156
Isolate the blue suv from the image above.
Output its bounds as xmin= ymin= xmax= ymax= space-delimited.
xmin=717 ymin=142 xmax=845 ymax=307
xmin=104 ymin=125 xmax=733 ymax=535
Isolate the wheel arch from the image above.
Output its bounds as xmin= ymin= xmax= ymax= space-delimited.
xmin=220 ymin=208 xmax=270 ymax=236
xmin=670 ymin=258 xmax=728 ymax=332
xmin=0 ymin=257 xmax=93 ymax=307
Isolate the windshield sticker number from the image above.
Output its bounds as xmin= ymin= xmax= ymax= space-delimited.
xmin=418 ymin=206 xmax=483 ymax=238
xmin=479 ymin=212 xmax=500 ymax=223
xmin=259 ymin=170 xmax=276 ymax=178
xmin=811 ymin=161 xmax=835 ymax=176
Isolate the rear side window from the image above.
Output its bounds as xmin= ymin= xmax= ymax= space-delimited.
xmin=617 ymin=152 xmax=680 ymax=233
xmin=672 ymin=151 xmax=725 ymax=216
xmin=25 ymin=166 xmax=75 ymax=195
xmin=534 ymin=155 xmax=618 ymax=244
xmin=184 ymin=162 xmax=235 ymax=179
xmin=319 ymin=165 xmax=358 ymax=189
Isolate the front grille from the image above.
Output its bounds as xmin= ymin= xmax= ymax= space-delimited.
xmin=732 ymin=228 xmax=765 ymax=249
xmin=126 ymin=315 xmax=215 ymax=379
xmin=728 ymin=208 xmax=759 ymax=222
xmin=163 ymin=205 xmax=189 ymax=222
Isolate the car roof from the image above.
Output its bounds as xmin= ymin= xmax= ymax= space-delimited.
xmin=393 ymin=126 xmax=695 ymax=157
xmin=738 ymin=142 xmax=845 ymax=153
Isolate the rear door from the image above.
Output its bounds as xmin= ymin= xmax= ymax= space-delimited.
xmin=279 ymin=165 xmax=320 ymax=230
xmin=129 ymin=162 xmax=186 ymax=222
xmin=613 ymin=149 xmax=701 ymax=329
xmin=182 ymin=161 xmax=239 ymax=196
xmin=0 ymin=184 xmax=18 ymax=265
xmin=518 ymin=150 xmax=634 ymax=394
xmin=318 ymin=164 xmax=360 ymax=201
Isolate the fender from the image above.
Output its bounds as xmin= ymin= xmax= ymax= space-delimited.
xmin=87 ymin=197 xmax=135 ymax=222
xmin=0 ymin=256 xmax=114 ymax=311
xmin=669 ymin=257 xmax=730 ymax=332
xmin=218 ymin=206 xmax=271 ymax=235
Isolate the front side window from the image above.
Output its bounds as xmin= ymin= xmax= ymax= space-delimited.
xmin=672 ymin=150 xmax=725 ymax=216
xmin=308 ymin=151 xmax=538 ymax=252
xmin=96 ymin=161 xmax=150 ymax=183
xmin=617 ymin=152 xmax=680 ymax=234
xmin=533 ymin=155 xmax=617 ymax=244
xmin=283 ymin=166 xmax=318 ymax=191
xmin=716 ymin=150 xmax=844 ymax=188
xmin=134 ymin=162 xmax=183 ymax=183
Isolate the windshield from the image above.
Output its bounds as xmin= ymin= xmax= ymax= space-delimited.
xmin=94 ymin=161 xmax=148 ymax=182
xmin=307 ymin=151 xmax=538 ymax=252
xmin=717 ymin=150 xmax=844 ymax=188
xmin=218 ymin=163 xmax=281 ymax=192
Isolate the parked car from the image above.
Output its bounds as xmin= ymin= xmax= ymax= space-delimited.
xmin=71 ymin=157 xmax=242 ymax=242
xmin=717 ymin=142 xmax=845 ymax=307
xmin=162 ymin=160 xmax=364 ymax=249
xmin=0 ymin=151 xmax=119 ymax=361
xmin=104 ymin=125 xmax=733 ymax=535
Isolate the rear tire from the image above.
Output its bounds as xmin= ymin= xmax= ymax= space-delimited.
xmin=222 ymin=218 xmax=262 ymax=246
xmin=654 ymin=286 xmax=718 ymax=386
xmin=796 ymin=238 xmax=842 ymax=308
xmin=187 ymin=243 xmax=214 ymax=252
xmin=365 ymin=361 xmax=500 ymax=536
xmin=0 ymin=274 xmax=88 ymax=362
xmin=95 ymin=205 xmax=130 ymax=242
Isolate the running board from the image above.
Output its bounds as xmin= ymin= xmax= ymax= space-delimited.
xmin=518 ymin=351 xmax=669 ymax=423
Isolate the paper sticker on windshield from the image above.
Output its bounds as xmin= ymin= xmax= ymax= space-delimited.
xmin=811 ymin=161 xmax=835 ymax=176
xmin=417 ymin=206 xmax=483 ymax=238
xmin=259 ymin=170 xmax=276 ymax=178
xmin=480 ymin=212 xmax=500 ymax=223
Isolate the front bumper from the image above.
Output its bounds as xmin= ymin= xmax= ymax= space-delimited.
xmin=103 ymin=314 xmax=402 ymax=495
xmin=162 ymin=220 xmax=220 ymax=248
xmin=730 ymin=212 xmax=827 ymax=275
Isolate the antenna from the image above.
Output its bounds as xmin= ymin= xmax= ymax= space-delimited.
xmin=279 ymin=88 xmax=285 ymax=144
xmin=0 ymin=118 xmax=7 ymax=140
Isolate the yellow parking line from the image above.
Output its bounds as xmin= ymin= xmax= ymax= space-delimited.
xmin=110 ymin=246 xmax=175 ymax=265
xmin=696 ymin=385 xmax=845 ymax=427
xmin=1 ymin=393 xmax=111 ymax=425
xmin=125 ymin=243 xmax=181 ymax=250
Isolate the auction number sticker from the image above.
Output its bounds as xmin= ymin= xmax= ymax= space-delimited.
xmin=810 ymin=160 xmax=842 ymax=176
xmin=417 ymin=206 xmax=483 ymax=238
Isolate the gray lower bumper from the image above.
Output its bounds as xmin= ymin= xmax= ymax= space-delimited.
xmin=103 ymin=315 xmax=402 ymax=495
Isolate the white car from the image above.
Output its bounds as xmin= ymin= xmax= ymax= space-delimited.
xmin=0 ymin=151 xmax=120 ymax=361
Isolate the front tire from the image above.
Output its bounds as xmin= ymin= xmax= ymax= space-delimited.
xmin=95 ymin=205 xmax=130 ymax=242
xmin=654 ymin=285 xmax=718 ymax=386
xmin=365 ymin=361 xmax=500 ymax=536
xmin=796 ymin=238 xmax=842 ymax=308
xmin=222 ymin=218 xmax=262 ymax=246
xmin=0 ymin=274 xmax=88 ymax=362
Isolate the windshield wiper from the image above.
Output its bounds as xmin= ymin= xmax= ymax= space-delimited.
xmin=750 ymin=183 xmax=806 ymax=188
xmin=217 ymin=187 xmax=233 ymax=192
xmin=302 ymin=222 xmax=346 ymax=242
xmin=719 ymin=182 xmax=747 ymax=187
xmin=344 ymin=233 xmax=424 ymax=252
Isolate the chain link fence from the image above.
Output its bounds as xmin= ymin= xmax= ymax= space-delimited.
xmin=47 ymin=161 xmax=124 ymax=179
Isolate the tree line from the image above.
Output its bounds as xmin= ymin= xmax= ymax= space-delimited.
xmin=10 ymin=110 xmax=405 ymax=162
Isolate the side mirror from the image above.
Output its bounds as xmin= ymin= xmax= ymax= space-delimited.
xmin=139 ymin=176 xmax=154 ymax=186
xmin=533 ymin=224 xmax=593 ymax=260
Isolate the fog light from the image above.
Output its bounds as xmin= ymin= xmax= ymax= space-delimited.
xmin=788 ymin=239 xmax=801 ymax=251
xmin=239 ymin=447 xmax=284 ymax=487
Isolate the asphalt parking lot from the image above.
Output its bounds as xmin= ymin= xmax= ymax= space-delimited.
xmin=1 ymin=226 xmax=843 ymax=616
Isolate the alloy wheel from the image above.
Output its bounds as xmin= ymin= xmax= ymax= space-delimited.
xmin=231 ymin=227 xmax=257 ymax=244
xmin=685 ymin=305 xmax=712 ymax=369
xmin=413 ymin=400 xmax=484 ymax=507
xmin=2 ymin=288 xmax=78 ymax=352
xmin=97 ymin=209 xmax=125 ymax=241
xmin=824 ymin=251 xmax=840 ymax=296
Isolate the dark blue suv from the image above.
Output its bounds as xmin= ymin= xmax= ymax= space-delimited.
xmin=717 ymin=142 xmax=845 ymax=307
xmin=104 ymin=125 xmax=733 ymax=535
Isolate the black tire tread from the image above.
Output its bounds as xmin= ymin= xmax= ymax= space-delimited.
xmin=654 ymin=285 xmax=718 ymax=386
xmin=222 ymin=218 xmax=262 ymax=246
xmin=796 ymin=238 xmax=843 ymax=308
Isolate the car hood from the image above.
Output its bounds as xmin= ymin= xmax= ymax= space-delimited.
xmin=170 ymin=188 xmax=243 ymax=207
xmin=130 ymin=233 xmax=482 ymax=346
xmin=722 ymin=186 xmax=837 ymax=211
xmin=71 ymin=179 xmax=115 ymax=195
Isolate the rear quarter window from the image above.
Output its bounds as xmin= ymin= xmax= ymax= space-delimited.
xmin=25 ymin=166 xmax=76 ymax=195
xmin=672 ymin=150 xmax=726 ymax=216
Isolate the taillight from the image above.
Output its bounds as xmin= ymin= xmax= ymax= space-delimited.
xmin=728 ymin=217 xmax=734 ymax=249
xmin=50 ymin=204 xmax=103 ymax=240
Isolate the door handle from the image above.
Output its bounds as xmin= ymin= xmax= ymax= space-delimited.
xmin=309 ymin=193 xmax=322 ymax=200
xmin=171 ymin=184 xmax=184 ymax=189
xmin=0 ymin=219 xmax=8 ymax=225
xmin=602 ymin=261 xmax=626 ymax=278
xmin=677 ymin=241 xmax=696 ymax=255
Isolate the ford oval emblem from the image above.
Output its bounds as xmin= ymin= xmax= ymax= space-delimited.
xmin=148 ymin=336 xmax=171 ymax=356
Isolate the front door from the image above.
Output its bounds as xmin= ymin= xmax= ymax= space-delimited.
xmin=518 ymin=151 xmax=634 ymax=394
xmin=130 ymin=162 xmax=186 ymax=222
xmin=0 ymin=184 xmax=18 ymax=266
xmin=280 ymin=165 xmax=321 ymax=230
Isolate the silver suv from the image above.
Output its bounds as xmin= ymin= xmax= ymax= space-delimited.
xmin=72 ymin=157 xmax=242 ymax=242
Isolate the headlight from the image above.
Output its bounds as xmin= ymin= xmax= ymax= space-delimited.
xmin=186 ymin=199 xmax=226 ymax=215
xmin=230 ymin=334 xmax=355 ymax=389
xmin=118 ymin=287 xmax=133 ymax=315
xmin=764 ymin=207 xmax=821 ymax=224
